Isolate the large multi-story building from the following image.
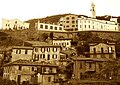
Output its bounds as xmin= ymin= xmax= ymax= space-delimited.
xmin=58 ymin=14 xmax=78 ymax=31
xmin=35 ymin=22 xmax=65 ymax=32
xmin=25 ymin=41 xmax=61 ymax=63
xmin=78 ymin=1 xmax=119 ymax=32
xmin=78 ymin=15 xmax=119 ymax=31
xmin=3 ymin=59 xmax=58 ymax=85
xmin=1 ymin=18 xmax=29 ymax=30
xmin=72 ymin=42 xmax=116 ymax=80
xmin=33 ymin=14 xmax=78 ymax=31
xmin=11 ymin=41 xmax=61 ymax=63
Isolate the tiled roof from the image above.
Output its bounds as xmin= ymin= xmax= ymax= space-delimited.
xmin=12 ymin=46 xmax=33 ymax=49
xmin=60 ymin=49 xmax=77 ymax=56
xmin=24 ymin=41 xmax=60 ymax=47
xmin=89 ymin=42 xmax=116 ymax=46
xmin=52 ymin=38 xmax=73 ymax=40
xmin=71 ymin=57 xmax=113 ymax=62
xmin=4 ymin=59 xmax=58 ymax=67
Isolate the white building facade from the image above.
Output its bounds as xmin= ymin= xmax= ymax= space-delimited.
xmin=35 ymin=22 xmax=65 ymax=32
xmin=1 ymin=18 xmax=29 ymax=30
xmin=78 ymin=16 xmax=119 ymax=31
xmin=52 ymin=39 xmax=72 ymax=50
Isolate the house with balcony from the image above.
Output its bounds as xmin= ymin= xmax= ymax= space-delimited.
xmin=89 ymin=42 xmax=116 ymax=59
xmin=3 ymin=59 xmax=58 ymax=85
xmin=72 ymin=41 xmax=116 ymax=80
xmin=24 ymin=41 xmax=61 ymax=63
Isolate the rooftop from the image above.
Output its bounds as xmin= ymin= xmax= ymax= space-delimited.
xmin=24 ymin=41 xmax=60 ymax=47
xmin=4 ymin=59 xmax=58 ymax=67
xmin=71 ymin=57 xmax=113 ymax=62
xmin=52 ymin=38 xmax=73 ymax=40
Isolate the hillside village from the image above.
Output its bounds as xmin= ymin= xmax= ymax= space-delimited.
xmin=1 ymin=1 xmax=120 ymax=85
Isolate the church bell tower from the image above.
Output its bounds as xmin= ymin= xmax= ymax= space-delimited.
xmin=91 ymin=0 xmax=96 ymax=18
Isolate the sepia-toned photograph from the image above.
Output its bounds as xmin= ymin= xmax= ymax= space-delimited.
xmin=0 ymin=0 xmax=120 ymax=85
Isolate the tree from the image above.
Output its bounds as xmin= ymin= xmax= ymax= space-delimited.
xmin=41 ymin=33 xmax=49 ymax=41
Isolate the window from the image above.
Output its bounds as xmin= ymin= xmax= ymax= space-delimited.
xmin=41 ymin=48 xmax=45 ymax=52
xmin=108 ymin=47 xmax=112 ymax=53
xmin=101 ymin=48 xmax=103 ymax=53
xmin=19 ymin=66 xmax=22 ymax=70
xmin=66 ymin=25 xmax=69 ymax=27
xmin=43 ymin=54 xmax=45 ymax=58
xmin=66 ymin=17 xmax=69 ymax=20
xmin=67 ymin=42 xmax=69 ymax=45
xmin=6 ymin=24 xmax=7 ymax=26
xmin=47 ymin=48 xmax=50 ymax=52
xmin=80 ymin=73 xmax=83 ymax=79
xmin=59 ymin=27 xmax=62 ymax=30
xmin=35 ymin=48 xmax=38 ymax=52
xmin=72 ymin=25 xmax=75 ymax=27
xmin=48 ymin=77 xmax=51 ymax=82
xmin=34 ymin=54 xmax=39 ymax=61
xmin=16 ymin=49 xmax=18 ymax=54
xmin=32 ymin=67 xmax=34 ymax=71
xmin=50 ymin=26 xmax=53 ymax=29
xmin=16 ymin=50 xmax=21 ymax=54
xmin=72 ymin=17 xmax=75 ymax=19
xmin=72 ymin=21 xmax=75 ymax=23
xmin=89 ymin=25 xmax=90 ymax=28
xmin=45 ymin=25 xmax=48 ymax=29
xmin=76 ymin=20 xmax=78 ymax=23
xmin=53 ymin=48 xmax=57 ymax=52
xmin=66 ymin=21 xmax=69 ymax=23
xmin=89 ymin=63 xmax=92 ymax=69
xmin=15 ymin=21 xmax=17 ymax=24
xmin=40 ymin=54 xmax=42 ymax=58
xmin=43 ymin=68 xmax=46 ymax=72
xmin=93 ymin=48 xmax=96 ymax=53
xmin=47 ymin=54 xmax=50 ymax=60
xmin=49 ymin=68 xmax=53 ymax=73
xmin=25 ymin=50 xmax=27 ymax=54
xmin=80 ymin=25 xmax=81 ymax=28
xmin=19 ymin=50 xmax=21 ymax=54
xmin=85 ymin=25 xmax=86 ymax=28
xmin=40 ymin=25 xmax=43 ymax=28
xmin=52 ymin=54 xmax=57 ymax=59
xmin=54 ymin=27 xmax=57 ymax=30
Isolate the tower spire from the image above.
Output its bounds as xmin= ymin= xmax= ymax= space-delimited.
xmin=91 ymin=0 xmax=96 ymax=18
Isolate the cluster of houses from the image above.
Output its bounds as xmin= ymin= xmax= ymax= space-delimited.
xmin=0 ymin=1 xmax=120 ymax=85
xmin=1 ymin=35 xmax=119 ymax=85
xmin=0 ymin=1 xmax=120 ymax=32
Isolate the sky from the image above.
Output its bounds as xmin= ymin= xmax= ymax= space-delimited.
xmin=0 ymin=0 xmax=120 ymax=21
